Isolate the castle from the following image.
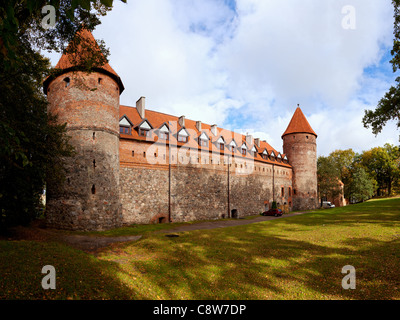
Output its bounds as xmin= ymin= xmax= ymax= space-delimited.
xmin=43 ymin=29 xmax=318 ymax=231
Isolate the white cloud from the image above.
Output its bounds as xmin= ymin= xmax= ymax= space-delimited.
xmin=44 ymin=0 xmax=398 ymax=156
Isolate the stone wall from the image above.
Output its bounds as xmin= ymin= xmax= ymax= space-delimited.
xmin=119 ymin=140 xmax=293 ymax=225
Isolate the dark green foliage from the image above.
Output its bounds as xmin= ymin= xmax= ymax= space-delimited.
xmin=0 ymin=37 xmax=74 ymax=230
xmin=363 ymin=0 xmax=400 ymax=137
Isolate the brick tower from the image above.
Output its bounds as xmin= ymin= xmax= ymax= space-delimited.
xmin=282 ymin=106 xmax=318 ymax=211
xmin=43 ymin=29 xmax=124 ymax=231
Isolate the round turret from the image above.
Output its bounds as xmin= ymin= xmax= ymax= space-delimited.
xmin=282 ymin=107 xmax=318 ymax=211
xmin=44 ymin=29 xmax=124 ymax=231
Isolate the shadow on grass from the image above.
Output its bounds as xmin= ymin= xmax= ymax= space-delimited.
xmin=0 ymin=240 xmax=150 ymax=299
xmin=102 ymin=198 xmax=400 ymax=300
xmin=115 ymin=228 xmax=400 ymax=300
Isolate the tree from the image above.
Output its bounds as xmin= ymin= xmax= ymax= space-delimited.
xmin=360 ymin=144 xmax=400 ymax=196
xmin=348 ymin=167 xmax=376 ymax=203
xmin=328 ymin=149 xmax=356 ymax=199
xmin=362 ymin=0 xmax=400 ymax=137
xmin=317 ymin=156 xmax=342 ymax=205
xmin=0 ymin=0 xmax=125 ymax=230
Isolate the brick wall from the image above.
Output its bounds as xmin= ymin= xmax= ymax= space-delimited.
xmin=282 ymin=133 xmax=318 ymax=211
xmin=46 ymin=71 xmax=122 ymax=231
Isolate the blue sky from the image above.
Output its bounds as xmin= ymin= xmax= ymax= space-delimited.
xmin=44 ymin=0 xmax=398 ymax=156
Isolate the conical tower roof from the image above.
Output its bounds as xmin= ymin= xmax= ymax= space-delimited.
xmin=43 ymin=28 xmax=124 ymax=93
xmin=282 ymin=106 xmax=317 ymax=138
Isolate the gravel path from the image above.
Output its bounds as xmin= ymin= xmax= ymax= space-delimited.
xmin=159 ymin=212 xmax=306 ymax=234
xmin=4 ymin=212 xmax=306 ymax=253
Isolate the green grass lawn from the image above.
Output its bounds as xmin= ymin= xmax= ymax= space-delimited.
xmin=1 ymin=197 xmax=399 ymax=300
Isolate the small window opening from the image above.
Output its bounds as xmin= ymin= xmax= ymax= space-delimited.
xmin=98 ymin=78 xmax=102 ymax=84
xmin=93 ymin=132 xmax=95 ymax=140
xmin=64 ymin=77 xmax=70 ymax=87
xmin=93 ymin=159 xmax=96 ymax=169
xmin=91 ymin=184 xmax=96 ymax=194
xmin=158 ymin=217 xmax=166 ymax=224
xmin=132 ymin=150 xmax=135 ymax=157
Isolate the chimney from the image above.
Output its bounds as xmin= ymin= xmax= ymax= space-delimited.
xmin=196 ymin=121 xmax=202 ymax=132
xmin=178 ymin=116 xmax=185 ymax=127
xmin=246 ymin=134 xmax=253 ymax=146
xmin=254 ymin=138 xmax=260 ymax=148
xmin=211 ymin=124 xmax=217 ymax=136
xmin=136 ymin=96 xmax=145 ymax=119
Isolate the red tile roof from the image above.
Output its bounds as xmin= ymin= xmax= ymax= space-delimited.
xmin=282 ymin=107 xmax=317 ymax=138
xmin=119 ymin=105 xmax=291 ymax=168
xmin=43 ymin=28 xmax=124 ymax=93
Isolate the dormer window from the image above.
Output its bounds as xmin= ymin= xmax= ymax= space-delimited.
xmin=177 ymin=128 xmax=189 ymax=143
xmin=139 ymin=128 xmax=150 ymax=137
xmin=120 ymin=126 xmax=131 ymax=134
xmin=158 ymin=124 xmax=170 ymax=140
xmin=251 ymin=146 xmax=257 ymax=157
xmin=119 ymin=116 xmax=132 ymax=135
xmin=270 ymin=151 xmax=276 ymax=161
xmin=283 ymin=155 xmax=288 ymax=163
xmin=198 ymin=132 xmax=209 ymax=147
xmin=241 ymin=143 xmax=247 ymax=156
xmin=138 ymin=120 xmax=152 ymax=137
xmin=216 ymin=137 xmax=225 ymax=151
xmin=229 ymin=140 xmax=237 ymax=152
xmin=277 ymin=153 xmax=282 ymax=162
xmin=262 ymin=149 xmax=269 ymax=160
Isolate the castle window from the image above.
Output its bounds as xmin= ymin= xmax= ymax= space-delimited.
xmin=281 ymin=187 xmax=284 ymax=197
xmin=158 ymin=124 xmax=170 ymax=140
xmin=139 ymin=128 xmax=150 ymax=137
xmin=240 ymin=143 xmax=248 ymax=156
xmin=138 ymin=120 xmax=152 ymax=137
xmin=159 ymin=131 xmax=169 ymax=140
xmin=132 ymin=151 xmax=135 ymax=157
xmin=229 ymin=140 xmax=237 ymax=152
xmin=91 ymin=184 xmax=96 ymax=194
xmin=177 ymin=128 xmax=189 ymax=143
xmin=198 ymin=132 xmax=209 ymax=147
xmin=64 ymin=77 xmax=70 ymax=87
xmin=119 ymin=116 xmax=132 ymax=135
xmin=289 ymin=187 xmax=292 ymax=196
xmin=120 ymin=126 xmax=131 ymax=134
xmin=178 ymin=135 xmax=188 ymax=143
xmin=98 ymin=78 xmax=102 ymax=84
xmin=251 ymin=146 xmax=257 ymax=157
